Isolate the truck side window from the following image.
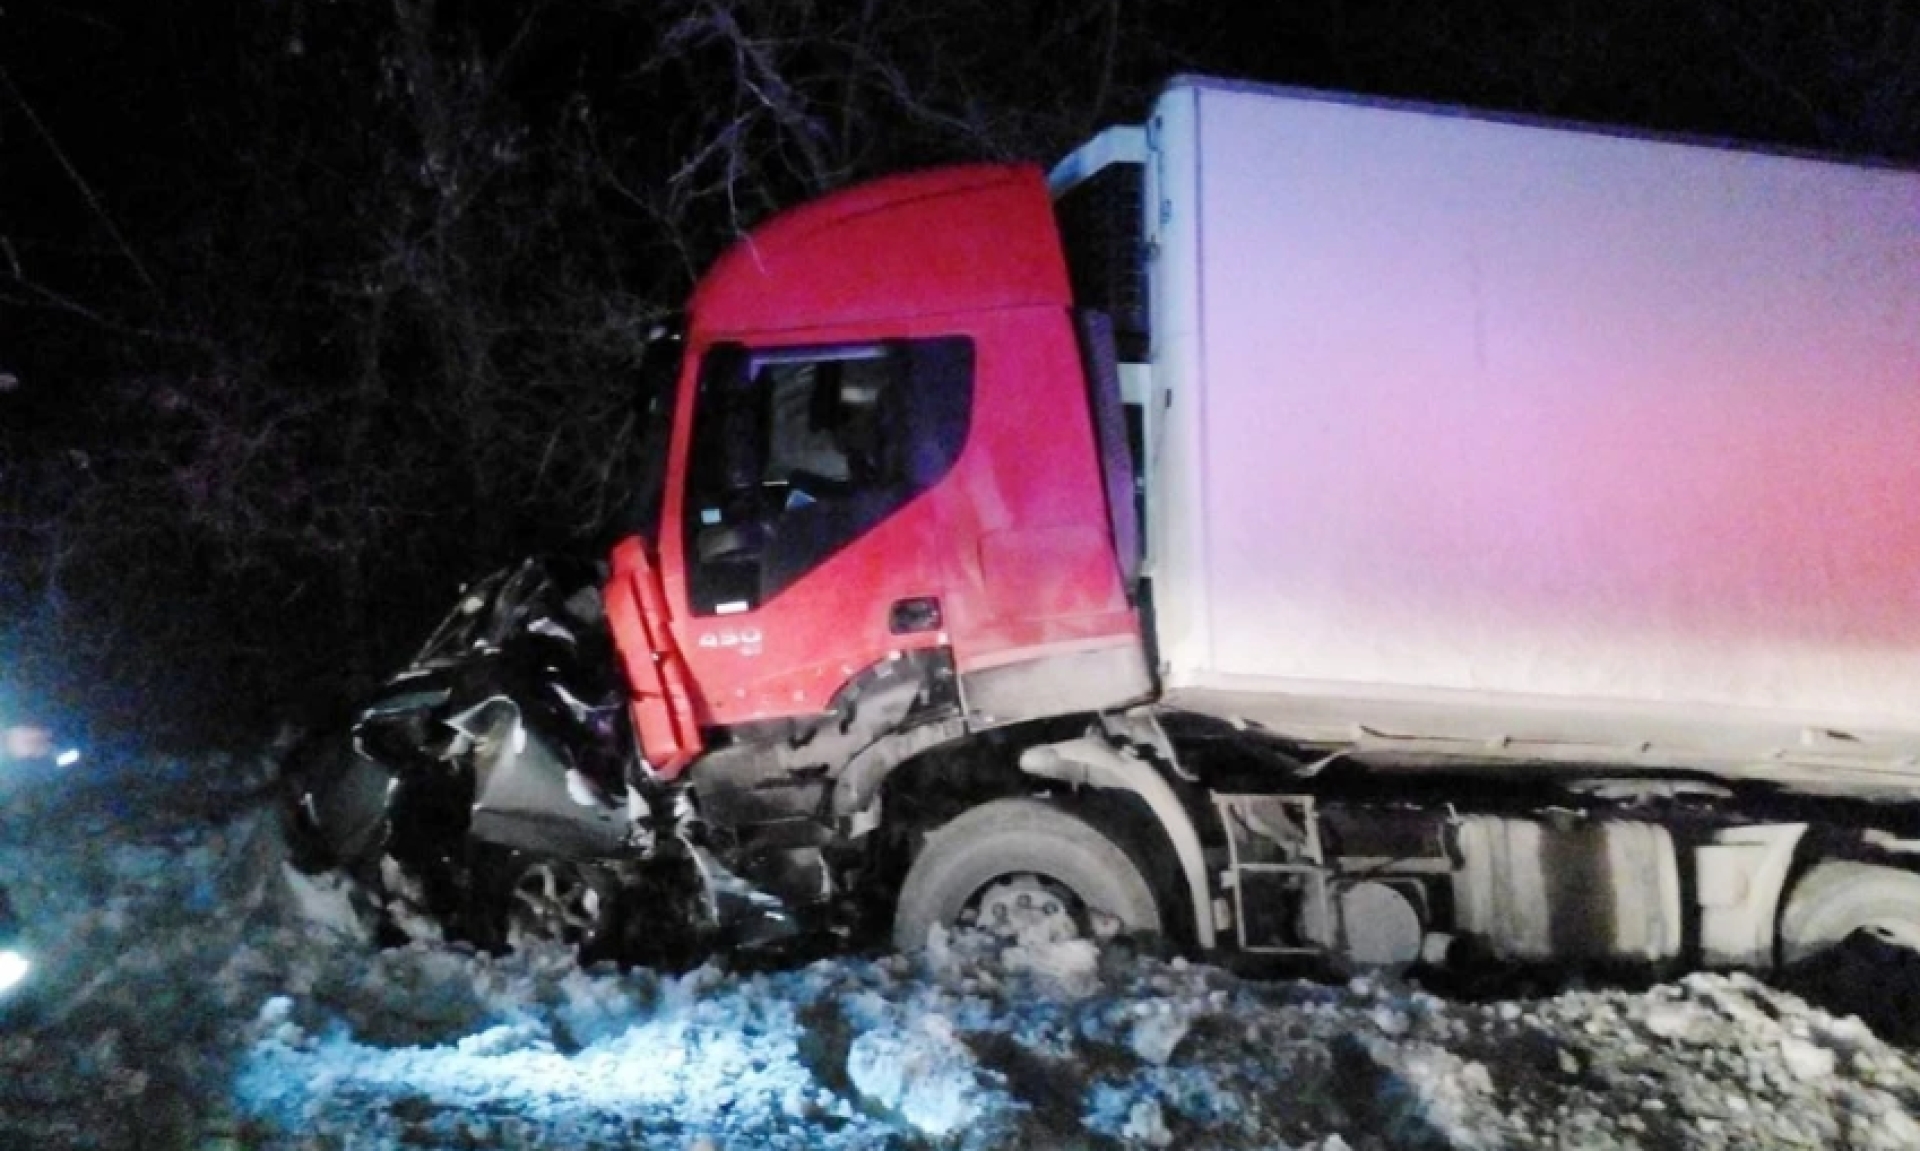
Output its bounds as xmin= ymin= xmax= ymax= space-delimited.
xmin=685 ymin=337 xmax=973 ymax=616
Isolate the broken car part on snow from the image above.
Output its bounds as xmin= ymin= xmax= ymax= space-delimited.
xmin=289 ymin=75 xmax=1920 ymax=980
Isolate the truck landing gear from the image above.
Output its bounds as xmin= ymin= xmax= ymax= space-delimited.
xmin=892 ymin=797 xmax=1163 ymax=951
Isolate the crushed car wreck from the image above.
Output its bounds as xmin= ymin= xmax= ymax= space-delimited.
xmin=285 ymin=556 xmax=805 ymax=969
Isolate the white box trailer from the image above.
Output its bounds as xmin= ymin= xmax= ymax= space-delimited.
xmin=1100 ymin=77 xmax=1920 ymax=789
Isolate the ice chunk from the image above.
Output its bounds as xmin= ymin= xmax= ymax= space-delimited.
xmin=1128 ymin=1002 xmax=1192 ymax=1066
xmin=1779 ymin=1036 xmax=1836 ymax=1082
xmin=1003 ymin=936 xmax=1101 ymax=999
xmin=1642 ymin=1001 xmax=1707 ymax=1041
xmin=257 ymin=996 xmax=294 ymax=1027
xmin=1871 ymin=1103 xmax=1920 ymax=1148
xmin=454 ymin=1021 xmax=551 ymax=1057
xmin=278 ymin=865 xmax=369 ymax=942
xmin=846 ymin=1014 xmax=991 ymax=1138
xmin=1370 ymin=1005 xmax=1410 ymax=1037
xmin=1121 ymin=1098 xmax=1173 ymax=1147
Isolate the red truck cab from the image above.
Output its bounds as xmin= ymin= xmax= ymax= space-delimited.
xmin=606 ymin=165 xmax=1149 ymax=800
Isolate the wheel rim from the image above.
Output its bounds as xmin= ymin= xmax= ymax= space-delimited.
xmin=507 ymin=860 xmax=605 ymax=949
xmin=965 ymin=874 xmax=1084 ymax=943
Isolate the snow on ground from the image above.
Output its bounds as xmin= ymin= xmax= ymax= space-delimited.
xmin=4 ymin=753 xmax=1920 ymax=1150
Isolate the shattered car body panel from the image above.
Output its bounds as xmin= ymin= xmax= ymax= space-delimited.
xmin=288 ymin=555 xmax=809 ymax=967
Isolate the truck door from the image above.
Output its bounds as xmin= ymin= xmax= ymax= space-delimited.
xmin=669 ymin=336 xmax=974 ymax=727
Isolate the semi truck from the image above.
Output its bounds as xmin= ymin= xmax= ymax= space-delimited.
xmin=299 ymin=75 xmax=1920 ymax=974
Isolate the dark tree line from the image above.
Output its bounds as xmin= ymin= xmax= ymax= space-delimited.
xmin=1 ymin=0 xmax=1914 ymax=746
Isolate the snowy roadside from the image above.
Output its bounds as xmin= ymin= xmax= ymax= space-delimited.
xmin=3 ymin=753 xmax=1920 ymax=1150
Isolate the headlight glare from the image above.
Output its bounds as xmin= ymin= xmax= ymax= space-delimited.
xmin=0 ymin=949 xmax=29 ymax=995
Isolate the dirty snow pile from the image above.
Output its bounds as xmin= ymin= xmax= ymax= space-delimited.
xmin=4 ymin=753 xmax=1920 ymax=1149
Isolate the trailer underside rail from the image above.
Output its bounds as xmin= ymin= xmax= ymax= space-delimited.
xmin=1167 ymin=683 xmax=1920 ymax=795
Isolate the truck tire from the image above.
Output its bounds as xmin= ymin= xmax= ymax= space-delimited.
xmin=1779 ymin=861 xmax=1920 ymax=966
xmin=893 ymin=797 xmax=1163 ymax=952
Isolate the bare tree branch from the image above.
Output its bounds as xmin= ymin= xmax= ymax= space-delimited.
xmin=0 ymin=64 xmax=159 ymax=294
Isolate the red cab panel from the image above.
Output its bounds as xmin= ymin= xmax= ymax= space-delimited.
xmin=604 ymin=536 xmax=703 ymax=776
xmin=633 ymin=165 xmax=1146 ymax=737
xmin=692 ymin=165 xmax=1073 ymax=337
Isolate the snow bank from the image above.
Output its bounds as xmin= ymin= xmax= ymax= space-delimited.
xmin=6 ymin=751 xmax=1920 ymax=1149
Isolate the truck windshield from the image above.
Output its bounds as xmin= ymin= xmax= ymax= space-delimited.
xmin=628 ymin=322 xmax=685 ymax=547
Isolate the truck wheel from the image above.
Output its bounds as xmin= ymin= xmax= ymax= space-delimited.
xmin=893 ymin=798 xmax=1163 ymax=952
xmin=1779 ymin=861 xmax=1920 ymax=966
